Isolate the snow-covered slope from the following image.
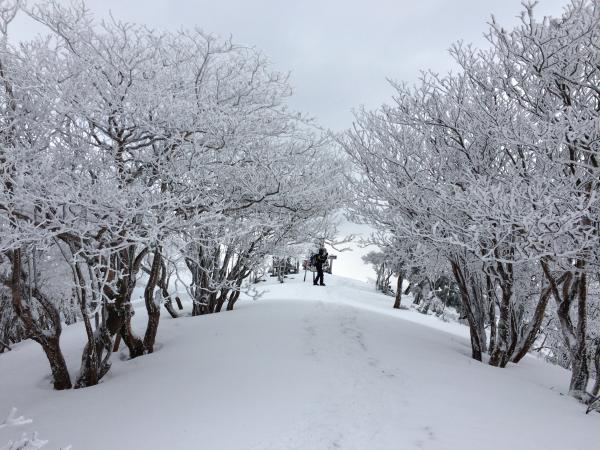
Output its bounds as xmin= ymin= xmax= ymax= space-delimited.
xmin=1 ymin=275 xmax=598 ymax=449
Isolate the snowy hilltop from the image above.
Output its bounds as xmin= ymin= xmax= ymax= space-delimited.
xmin=2 ymin=0 xmax=600 ymax=448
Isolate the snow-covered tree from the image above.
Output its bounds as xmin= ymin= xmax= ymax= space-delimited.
xmin=341 ymin=0 xmax=600 ymax=404
xmin=0 ymin=0 xmax=345 ymax=390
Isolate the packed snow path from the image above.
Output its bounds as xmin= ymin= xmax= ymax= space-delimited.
xmin=1 ymin=275 xmax=598 ymax=449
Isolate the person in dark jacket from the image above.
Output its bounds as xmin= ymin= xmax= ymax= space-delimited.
xmin=313 ymin=247 xmax=328 ymax=286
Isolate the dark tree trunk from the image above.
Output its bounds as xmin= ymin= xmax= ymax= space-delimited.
xmin=164 ymin=299 xmax=178 ymax=318
xmin=75 ymin=327 xmax=112 ymax=388
xmin=393 ymin=273 xmax=403 ymax=309
xmin=412 ymin=282 xmax=423 ymax=305
xmin=486 ymin=274 xmax=497 ymax=357
xmin=9 ymin=248 xmax=72 ymax=390
xmin=119 ymin=248 xmax=146 ymax=358
xmin=591 ymin=340 xmax=600 ymax=398
xmin=489 ymin=286 xmax=511 ymax=367
xmin=470 ymin=281 xmax=488 ymax=355
xmin=143 ymin=249 xmax=162 ymax=353
xmin=512 ymin=283 xmax=554 ymax=363
xmin=0 ymin=339 xmax=10 ymax=352
xmin=489 ymin=261 xmax=513 ymax=368
xmin=40 ymin=335 xmax=72 ymax=390
xmin=226 ymin=289 xmax=241 ymax=311
xmin=542 ymin=260 xmax=590 ymax=401
xmin=120 ymin=320 xmax=145 ymax=358
xmin=150 ymin=257 xmax=177 ymax=319
xmin=208 ymin=292 xmax=218 ymax=314
xmin=451 ymin=259 xmax=483 ymax=362
xmin=569 ymin=270 xmax=589 ymax=398
xmin=78 ymin=316 xmax=99 ymax=387
xmin=69 ymin=253 xmax=113 ymax=389
xmin=505 ymin=309 xmax=519 ymax=366
xmin=215 ymin=290 xmax=228 ymax=313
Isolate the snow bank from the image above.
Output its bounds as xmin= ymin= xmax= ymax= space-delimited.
xmin=0 ymin=275 xmax=598 ymax=449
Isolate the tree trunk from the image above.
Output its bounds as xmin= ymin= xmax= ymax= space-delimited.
xmin=505 ymin=309 xmax=519 ymax=366
xmin=470 ymin=281 xmax=488 ymax=355
xmin=71 ymin=255 xmax=106 ymax=388
xmin=569 ymin=270 xmax=589 ymax=399
xmin=489 ymin=285 xmax=511 ymax=367
xmin=542 ymin=260 xmax=589 ymax=401
xmin=75 ymin=316 xmax=99 ymax=387
xmin=393 ymin=273 xmax=403 ymax=309
xmin=226 ymin=290 xmax=241 ymax=311
xmin=451 ymin=260 xmax=483 ymax=362
xmin=75 ymin=327 xmax=112 ymax=388
xmin=489 ymin=261 xmax=513 ymax=367
xmin=0 ymin=339 xmax=10 ymax=352
xmin=143 ymin=249 xmax=162 ymax=353
xmin=175 ymin=296 xmax=183 ymax=310
xmin=157 ymin=258 xmax=177 ymax=319
xmin=106 ymin=246 xmax=147 ymax=358
xmin=591 ymin=340 xmax=600 ymax=398
xmin=9 ymin=248 xmax=72 ymax=390
xmin=486 ymin=275 xmax=497 ymax=357
xmin=215 ymin=290 xmax=228 ymax=313
xmin=120 ymin=320 xmax=145 ymax=358
xmin=164 ymin=298 xmax=178 ymax=318
xmin=40 ymin=335 xmax=73 ymax=390
xmin=511 ymin=284 xmax=553 ymax=363
xmin=113 ymin=285 xmax=145 ymax=358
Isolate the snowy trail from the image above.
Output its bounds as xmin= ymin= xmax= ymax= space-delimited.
xmin=1 ymin=275 xmax=599 ymax=449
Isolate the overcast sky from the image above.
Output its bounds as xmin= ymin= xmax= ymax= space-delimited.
xmin=11 ymin=0 xmax=568 ymax=131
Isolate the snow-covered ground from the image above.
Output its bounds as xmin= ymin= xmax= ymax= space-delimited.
xmin=1 ymin=275 xmax=598 ymax=449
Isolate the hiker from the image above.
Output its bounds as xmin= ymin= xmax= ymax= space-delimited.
xmin=313 ymin=247 xmax=328 ymax=286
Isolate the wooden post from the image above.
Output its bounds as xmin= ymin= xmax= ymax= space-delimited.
xmin=328 ymin=255 xmax=337 ymax=274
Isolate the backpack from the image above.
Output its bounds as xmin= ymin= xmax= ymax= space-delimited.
xmin=309 ymin=254 xmax=318 ymax=266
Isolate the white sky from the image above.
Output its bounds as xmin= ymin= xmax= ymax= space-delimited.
xmin=10 ymin=0 xmax=569 ymax=281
